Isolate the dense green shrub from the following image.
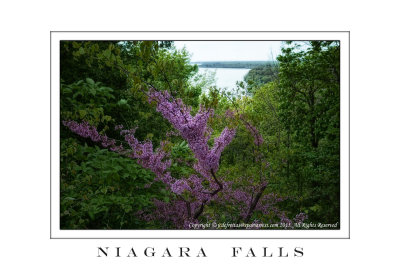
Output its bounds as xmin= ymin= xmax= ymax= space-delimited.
xmin=60 ymin=139 xmax=169 ymax=229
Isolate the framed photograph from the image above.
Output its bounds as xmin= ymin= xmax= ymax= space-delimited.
xmin=50 ymin=31 xmax=349 ymax=239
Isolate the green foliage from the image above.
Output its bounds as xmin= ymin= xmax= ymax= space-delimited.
xmin=61 ymin=41 xmax=127 ymax=90
xmin=244 ymin=63 xmax=278 ymax=93
xmin=211 ymin=41 xmax=340 ymax=226
xmin=169 ymin=141 xmax=196 ymax=179
xmin=60 ymin=139 xmax=168 ymax=229
xmin=59 ymin=40 xmax=340 ymax=229
xmin=277 ymin=41 xmax=340 ymax=148
xmin=61 ymin=78 xmax=115 ymax=129
xmin=60 ymin=40 xmax=202 ymax=143
xmin=274 ymin=41 xmax=340 ymax=224
xmin=60 ymin=40 xmax=204 ymax=229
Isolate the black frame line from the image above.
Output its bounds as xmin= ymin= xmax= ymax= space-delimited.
xmin=50 ymin=31 xmax=350 ymax=239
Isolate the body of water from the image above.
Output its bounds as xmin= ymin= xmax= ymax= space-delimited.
xmin=198 ymin=67 xmax=250 ymax=93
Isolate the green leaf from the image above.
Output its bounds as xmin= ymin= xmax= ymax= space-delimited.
xmin=88 ymin=211 xmax=95 ymax=220
xmin=86 ymin=78 xmax=95 ymax=85
xmin=117 ymin=99 xmax=128 ymax=105
xmin=78 ymin=110 xmax=87 ymax=118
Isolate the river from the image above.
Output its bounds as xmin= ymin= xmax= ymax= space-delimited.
xmin=197 ymin=67 xmax=250 ymax=94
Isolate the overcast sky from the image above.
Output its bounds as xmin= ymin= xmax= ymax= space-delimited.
xmin=174 ymin=41 xmax=283 ymax=62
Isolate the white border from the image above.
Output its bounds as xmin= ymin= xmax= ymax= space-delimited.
xmin=51 ymin=31 xmax=349 ymax=239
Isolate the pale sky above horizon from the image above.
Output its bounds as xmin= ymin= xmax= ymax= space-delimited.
xmin=174 ymin=41 xmax=283 ymax=62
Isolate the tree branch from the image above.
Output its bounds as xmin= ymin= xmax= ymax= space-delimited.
xmin=193 ymin=169 xmax=223 ymax=219
xmin=244 ymin=183 xmax=267 ymax=223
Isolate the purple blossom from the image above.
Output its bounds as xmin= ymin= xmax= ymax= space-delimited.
xmin=62 ymin=89 xmax=305 ymax=229
xmin=148 ymin=90 xmax=236 ymax=177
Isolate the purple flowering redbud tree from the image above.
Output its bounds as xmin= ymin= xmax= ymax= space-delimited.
xmin=63 ymin=88 xmax=306 ymax=228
